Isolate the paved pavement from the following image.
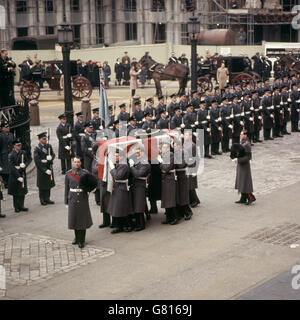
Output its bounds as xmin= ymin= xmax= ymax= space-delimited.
xmin=0 ymin=82 xmax=300 ymax=300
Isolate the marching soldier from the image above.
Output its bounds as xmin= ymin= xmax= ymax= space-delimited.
xmin=167 ymin=94 xmax=179 ymax=117
xmin=214 ymin=86 xmax=223 ymax=105
xmin=144 ymin=98 xmax=156 ymax=120
xmin=108 ymin=149 xmax=133 ymax=234
xmin=118 ymin=103 xmax=130 ymax=122
xmin=190 ymin=91 xmax=200 ymax=110
xmin=81 ymin=122 xmax=96 ymax=172
xmin=0 ymin=122 xmax=14 ymax=188
xmin=290 ymin=83 xmax=300 ymax=132
xmin=129 ymin=146 xmax=151 ymax=231
xmin=106 ymin=106 xmax=115 ymax=129
xmin=170 ymin=107 xmax=183 ymax=130
xmin=132 ymin=101 xmax=144 ymax=128
xmin=272 ymin=88 xmax=284 ymax=138
xmin=262 ymin=89 xmax=275 ymax=140
xmin=56 ymin=114 xmax=73 ymax=174
xmin=158 ymin=142 xmax=178 ymax=225
xmin=8 ymin=140 xmax=29 ymax=212
xmin=156 ymin=110 xmax=169 ymax=129
xmin=155 ymin=96 xmax=166 ymax=121
xmin=243 ymin=82 xmax=253 ymax=97
xmin=73 ymin=112 xmax=86 ymax=165
xmin=210 ymin=100 xmax=222 ymax=155
xmin=204 ymin=89 xmax=213 ymax=108
xmin=34 ymin=132 xmax=56 ymax=205
xmin=220 ymin=97 xmax=233 ymax=153
xmin=232 ymin=95 xmax=243 ymax=144
xmin=142 ymin=113 xmax=155 ymax=130
xmin=127 ymin=116 xmax=137 ymax=136
xmin=273 ymin=77 xmax=282 ymax=91
xmin=255 ymin=80 xmax=264 ymax=97
xmin=91 ymin=108 xmax=101 ymax=131
xmin=252 ymin=90 xmax=263 ymax=142
xmin=280 ymin=86 xmax=291 ymax=135
xmin=183 ymin=104 xmax=197 ymax=129
xmin=65 ymin=157 xmax=93 ymax=248
xmin=233 ymin=83 xmax=243 ymax=101
xmin=197 ymin=101 xmax=212 ymax=158
xmin=178 ymin=93 xmax=189 ymax=113
xmin=222 ymin=85 xmax=233 ymax=101
xmin=241 ymin=93 xmax=255 ymax=143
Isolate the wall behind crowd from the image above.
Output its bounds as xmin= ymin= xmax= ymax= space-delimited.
xmin=10 ymin=43 xmax=262 ymax=83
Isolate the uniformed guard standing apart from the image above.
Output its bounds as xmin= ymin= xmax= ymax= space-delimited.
xmin=56 ymin=114 xmax=73 ymax=174
xmin=34 ymin=132 xmax=56 ymax=205
xmin=65 ymin=157 xmax=93 ymax=248
xmin=8 ymin=140 xmax=29 ymax=212
xmin=81 ymin=122 xmax=96 ymax=172
xmin=129 ymin=146 xmax=151 ymax=231
xmin=0 ymin=122 xmax=14 ymax=188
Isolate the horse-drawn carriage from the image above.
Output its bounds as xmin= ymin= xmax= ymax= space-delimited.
xmin=197 ymin=55 xmax=261 ymax=92
xmin=19 ymin=60 xmax=93 ymax=101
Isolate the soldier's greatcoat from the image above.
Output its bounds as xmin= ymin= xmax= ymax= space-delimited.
xmin=8 ymin=149 xmax=29 ymax=196
xmin=174 ymin=149 xmax=189 ymax=206
xmin=56 ymin=122 xmax=73 ymax=159
xmin=108 ymin=163 xmax=132 ymax=217
xmin=81 ymin=132 xmax=96 ymax=172
xmin=184 ymin=140 xmax=198 ymax=190
xmin=130 ymin=157 xmax=151 ymax=213
xmin=235 ymin=139 xmax=254 ymax=194
xmin=34 ymin=143 xmax=56 ymax=189
xmin=160 ymin=151 xmax=176 ymax=208
xmin=0 ymin=131 xmax=14 ymax=174
xmin=64 ymin=168 xmax=93 ymax=230
xmin=73 ymin=120 xmax=85 ymax=157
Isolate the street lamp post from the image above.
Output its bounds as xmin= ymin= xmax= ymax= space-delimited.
xmin=188 ymin=16 xmax=200 ymax=93
xmin=58 ymin=22 xmax=74 ymax=126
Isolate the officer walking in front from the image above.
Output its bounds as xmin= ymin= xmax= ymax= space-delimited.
xmin=8 ymin=139 xmax=29 ymax=212
xmin=56 ymin=114 xmax=73 ymax=174
xmin=34 ymin=132 xmax=56 ymax=205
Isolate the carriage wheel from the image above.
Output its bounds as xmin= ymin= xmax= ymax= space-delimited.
xmin=197 ymin=77 xmax=213 ymax=93
xmin=72 ymin=76 xmax=92 ymax=101
xmin=248 ymin=71 xmax=261 ymax=82
xmin=20 ymin=82 xmax=40 ymax=101
xmin=232 ymin=73 xmax=255 ymax=89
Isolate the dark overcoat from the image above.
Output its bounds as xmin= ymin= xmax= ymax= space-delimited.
xmin=56 ymin=122 xmax=73 ymax=159
xmin=184 ymin=141 xmax=198 ymax=190
xmin=8 ymin=149 xmax=29 ymax=196
xmin=100 ymin=180 xmax=110 ymax=214
xmin=174 ymin=149 xmax=189 ymax=206
xmin=160 ymin=151 xmax=176 ymax=208
xmin=108 ymin=163 xmax=133 ymax=217
xmin=81 ymin=133 xmax=96 ymax=172
xmin=65 ymin=168 xmax=93 ymax=230
xmin=130 ymin=157 xmax=151 ymax=213
xmin=73 ymin=120 xmax=85 ymax=158
xmin=0 ymin=131 xmax=14 ymax=174
xmin=235 ymin=139 xmax=254 ymax=194
xmin=34 ymin=143 xmax=56 ymax=190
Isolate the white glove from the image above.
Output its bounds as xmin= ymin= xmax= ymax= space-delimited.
xmin=270 ymin=105 xmax=274 ymax=110
xmin=280 ymin=102 xmax=283 ymax=105
xmin=192 ymin=173 xmax=197 ymax=177
xmin=46 ymin=155 xmax=52 ymax=161
xmin=180 ymin=123 xmax=185 ymax=128
xmin=270 ymin=114 xmax=274 ymax=118
xmin=241 ymin=112 xmax=245 ymax=116
xmin=218 ymin=117 xmax=222 ymax=122
xmin=249 ymin=117 xmax=254 ymax=121
xmin=250 ymin=107 xmax=254 ymax=111
xmin=157 ymin=155 xmax=163 ymax=163
xmin=240 ymin=121 xmax=244 ymax=126
xmin=258 ymin=116 xmax=262 ymax=120
xmin=259 ymin=106 xmax=263 ymax=110
xmin=228 ymin=124 xmax=233 ymax=129
xmin=17 ymin=177 xmax=24 ymax=183
xmin=65 ymin=146 xmax=71 ymax=150
xmin=46 ymin=169 xmax=52 ymax=175
xmin=165 ymin=112 xmax=168 ymax=116
xmin=206 ymin=115 xmax=210 ymax=120
xmin=0 ymin=167 xmax=2 ymax=171
xmin=207 ymin=128 xmax=211 ymax=132
xmin=232 ymin=158 xmax=237 ymax=164
xmin=230 ymin=114 xmax=234 ymax=118
xmin=67 ymin=133 xmax=72 ymax=138
xmin=128 ymin=159 xmax=135 ymax=167
xmin=20 ymin=163 xmax=26 ymax=169
xmin=218 ymin=126 xmax=222 ymax=131
xmin=88 ymin=147 xmax=92 ymax=151
xmin=194 ymin=121 xmax=199 ymax=126
xmin=152 ymin=116 xmax=155 ymax=120
xmin=108 ymin=159 xmax=115 ymax=169
xmin=100 ymin=125 xmax=103 ymax=130
xmin=288 ymin=98 xmax=291 ymax=102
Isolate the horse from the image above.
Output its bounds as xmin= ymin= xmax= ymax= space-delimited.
xmin=138 ymin=55 xmax=189 ymax=97
xmin=279 ymin=54 xmax=300 ymax=76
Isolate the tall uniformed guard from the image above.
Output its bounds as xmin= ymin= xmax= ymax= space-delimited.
xmin=81 ymin=122 xmax=96 ymax=172
xmin=73 ymin=112 xmax=86 ymax=165
xmin=65 ymin=157 xmax=93 ymax=248
xmin=34 ymin=132 xmax=56 ymax=205
xmin=91 ymin=108 xmax=101 ymax=131
xmin=132 ymin=101 xmax=144 ymax=128
xmin=8 ymin=140 xmax=29 ymax=212
xmin=56 ymin=114 xmax=73 ymax=174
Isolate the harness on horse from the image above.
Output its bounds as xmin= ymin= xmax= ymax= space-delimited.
xmin=149 ymin=63 xmax=164 ymax=74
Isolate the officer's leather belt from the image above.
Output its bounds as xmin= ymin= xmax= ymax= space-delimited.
xmin=41 ymin=160 xmax=47 ymax=163
xmin=114 ymin=179 xmax=128 ymax=183
xmin=235 ymin=113 xmax=241 ymax=117
xmin=70 ymin=188 xmax=83 ymax=192
xmin=245 ymin=111 xmax=251 ymax=115
xmin=15 ymin=166 xmax=20 ymax=170
xmin=162 ymin=169 xmax=175 ymax=174
xmin=137 ymin=177 xmax=148 ymax=181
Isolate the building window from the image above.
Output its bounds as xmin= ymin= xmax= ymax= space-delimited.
xmin=46 ymin=26 xmax=55 ymax=34
xmin=125 ymin=23 xmax=137 ymax=40
xmin=181 ymin=24 xmax=189 ymax=45
xmin=181 ymin=0 xmax=196 ymax=12
xmin=124 ymin=0 xmax=136 ymax=11
xmin=72 ymin=25 xmax=81 ymax=45
xmin=17 ymin=27 xmax=28 ymax=37
xmin=45 ymin=0 xmax=54 ymax=12
xmin=96 ymin=24 xmax=104 ymax=44
xmin=71 ymin=0 xmax=80 ymax=11
xmin=152 ymin=0 xmax=165 ymax=11
xmin=16 ymin=0 xmax=27 ymax=13
xmin=152 ymin=23 xmax=166 ymax=43
xmin=96 ymin=0 xmax=103 ymax=10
